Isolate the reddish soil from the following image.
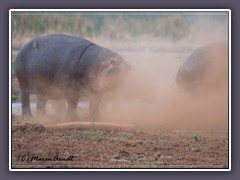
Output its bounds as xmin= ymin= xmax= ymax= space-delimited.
xmin=11 ymin=121 xmax=228 ymax=169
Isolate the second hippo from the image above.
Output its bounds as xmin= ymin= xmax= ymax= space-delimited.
xmin=176 ymin=41 xmax=228 ymax=92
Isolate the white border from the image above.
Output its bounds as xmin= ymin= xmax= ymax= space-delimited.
xmin=9 ymin=9 xmax=231 ymax=172
xmin=228 ymin=10 xmax=232 ymax=171
xmin=9 ymin=9 xmax=12 ymax=172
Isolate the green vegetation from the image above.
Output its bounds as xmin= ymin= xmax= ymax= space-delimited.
xmin=185 ymin=134 xmax=211 ymax=153
xmin=12 ymin=130 xmax=21 ymax=137
xmin=136 ymin=128 xmax=145 ymax=135
xmin=11 ymin=11 xmax=228 ymax=41
xmin=11 ymin=11 xmax=194 ymax=41
xmin=138 ymin=160 xmax=158 ymax=168
xmin=36 ymin=149 xmax=45 ymax=155
xmin=199 ymin=144 xmax=209 ymax=152
xmin=71 ymin=129 xmax=107 ymax=141
xmin=191 ymin=134 xmax=199 ymax=142
xmin=13 ymin=163 xmax=24 ymax=168
xmin=114 ymin=131 xmax=131 ymax=144
xmin=118 ymin=132 xmax=129 ymax=141
xmin=12 ymin=94 xmax=20 ymax=101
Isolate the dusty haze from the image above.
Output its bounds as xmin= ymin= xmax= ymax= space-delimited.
xmin=15 ymin=17 xmax=229 ymax=133
xmin=97 ymin=17 xmax=229 ymax=132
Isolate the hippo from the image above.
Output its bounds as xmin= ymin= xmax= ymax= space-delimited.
xmin=176 ymin=41 xmax=228 ymax=92
xmin=14 ymin=34 xmax=129 ymax=122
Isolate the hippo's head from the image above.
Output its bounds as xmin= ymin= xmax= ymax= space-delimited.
xmin=90 ymin=54 xmax=130 ymax=93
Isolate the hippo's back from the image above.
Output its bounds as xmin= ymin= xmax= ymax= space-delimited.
xmin=15 ymin=34 xmax=95 ymax=79
xmin=176 ymin=41 xmax=228 ymax=91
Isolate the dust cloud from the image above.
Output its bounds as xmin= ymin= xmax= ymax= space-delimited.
xmin=97 ymin=18 xmax=229 ymax=132
xmin=18 ymin=16 xmax=229 ymax=132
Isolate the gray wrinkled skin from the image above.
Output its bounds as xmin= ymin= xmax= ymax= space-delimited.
xmin=176 ymin=41 xmax=228 ymax=92
xmin=14 ymin=34 xmax=129 ymax=121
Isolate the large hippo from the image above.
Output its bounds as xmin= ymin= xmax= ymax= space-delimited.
xmin=14 ymin=34 xmax=129 ymax=121
xmin=176 ymin=41 xmax=228 ymax=92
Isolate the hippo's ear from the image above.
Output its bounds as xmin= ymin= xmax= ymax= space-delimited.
xmin=110 ymin=59 xmax=117 ymax=66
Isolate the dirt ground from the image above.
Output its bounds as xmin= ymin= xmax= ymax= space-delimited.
xmin=11 ymin=121 xmax=228 ymax=169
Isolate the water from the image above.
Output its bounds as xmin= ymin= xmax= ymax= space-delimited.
xmin=12 ymin=102 xmax=89 ymax=116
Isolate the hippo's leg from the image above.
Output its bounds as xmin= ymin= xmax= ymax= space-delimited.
xmin=36 ymin=95 xmax=47 ymax=115
xmin=66 ymin=92 xmax=79 ymax=121
xmin=20 ymin=88 xmax=32 ymax=117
